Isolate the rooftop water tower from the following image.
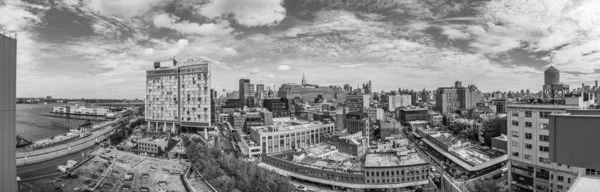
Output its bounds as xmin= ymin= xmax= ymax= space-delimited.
xmin=544 ymin=66 xmax=560 ymax=85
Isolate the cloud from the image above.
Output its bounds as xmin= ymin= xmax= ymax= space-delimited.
xmin=250 ymin=68 xmax=260 ymax=74
xmin=153 ymin=13 xmax=234 ymax=36
xmin=264 ymin=74 xmax=275 ymax=78
xmin=277 ymin=65 xmax=291 ymax=71
xmin=0 ymin=0 xmax=42 ymax=31
xmin=199 ymin=0 xmax=286 ymax=27
xmin=84 ymin=0 xmax=165 ymax=18
xmin=340 ymin=64 xmax=364 ymax=68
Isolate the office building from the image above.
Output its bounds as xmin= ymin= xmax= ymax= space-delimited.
xmin=344 ymin=112 xmax=370 ymax=136
xmin=145 ymin=58 xmax=212 ymax=133
xmin=388 ymin=95 xmax=411 ymax=111
xmin=256 ymin=84 xmax=265 ymax=107
xmin=435 ymin=81 xmax=482 ymax=114
xmin=227 ymin=91 xmax=239 ymax=100
xmin=1 ymin=30 xmax=17 ymax=192
xmin=399 ymin=107 xmax=428 ymax=124
xmin=137 ymin=137 xmax=169 ymax=156
xmin=346 ymin=94 xmax=370 ymax=112
xmin=263 ymin=98 xmax=292 ymax=118
xmin=239 ymin=79 xmax=255 ymax=108
xmin=365 ymin=108 xmax=384 ymax=120
xmin=492 ymin=99 xmax=507 ymax=114
xmin=380 ymin=119 xmax=402 ymax=138
xmin=249 ymin=121 xmax=335 ymax=154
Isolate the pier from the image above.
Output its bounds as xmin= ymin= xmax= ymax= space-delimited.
xmin=39 ymin=113 xmax=106 ymax=122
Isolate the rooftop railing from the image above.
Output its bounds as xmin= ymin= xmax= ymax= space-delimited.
xmin=1 ymin=29 xmax=17 ymax=39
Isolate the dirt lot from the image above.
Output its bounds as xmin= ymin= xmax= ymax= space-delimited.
xmin=19 ymin=149 xmax=190 ymax=192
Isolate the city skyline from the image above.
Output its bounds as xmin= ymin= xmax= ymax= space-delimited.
xmin=2 ymin=0 xmax=600 ymax=99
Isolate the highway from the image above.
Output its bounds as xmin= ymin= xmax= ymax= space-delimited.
xmin=17 ymin=146 xmax=97 ymax=180
xmin=16 ymin=118 xmax=126 ymax=166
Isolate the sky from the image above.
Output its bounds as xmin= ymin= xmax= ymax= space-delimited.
xmin=1 ymin=0 xmax=600 ymax=99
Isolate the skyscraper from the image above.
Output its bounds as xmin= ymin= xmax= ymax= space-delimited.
xmin=145 ymin=58 xmax=212 ymax=133
xmin=1 ymin=30 xmax=17 ymax=192
xmin=239 ymin=79 xmax=254 ymax=108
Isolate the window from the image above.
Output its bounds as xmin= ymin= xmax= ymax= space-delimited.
xmin=557 ymin=185 xmax=563 ymax=190
xmin=539 ymin=135 xmax=550 ymax=142
xmin=512 ymin=141 xmax=520 ymax=147
xmin=513 ymin=152 xmax=519 ymax=157
xmin=512 ymin=121 xmax=519 ymax=126
xmin=585 ymin=169 xmax=600 ymax=176
xmin=525 ymin=122 xmax=532 ymax=128
xmin=539 ymin=123 xmax=549 ymax=130
xmin=525 ymin=111 xmax=532 ymax=117
xmin=525 ymin=143 xmax=532 ymax=149
xmin=539 ymin=157 xmax=550 ymax=164
xmin=540 ymin=111 xmax=551 ymax=119
xmin=525 ymin=133 xmax=532 ymax=139
xmin=558 ymin=176 xmax=564 ymax=182
xmin=525 ymin=154 xmax=532 ymax=160
xmin=512 ymin=111 xmax=519 ymax=117
xmin=512 ymin=131 xmax=519 ymax=138
xmin=539 ymin=146 xmax=549 ymax=152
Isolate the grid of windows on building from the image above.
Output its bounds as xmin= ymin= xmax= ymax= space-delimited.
xmin=586 ymin=169 xmax=600 ymax=176
xmin=146 ymin=72 xmax=178 ymax=120
xmin=180 ymin=68 xmax=210 ymax=123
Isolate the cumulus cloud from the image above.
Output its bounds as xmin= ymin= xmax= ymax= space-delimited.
xmin=0 ymin=0 xmax=42 ymax=31
xmin=277 ymin=65 xmax=291 ymax=71
xmin=250 ymin=68 xmax=260 ymax=75
xmin=84 ymin=0 xmax=165 ymax=18
xmin=153 ymin=13 xmax=234 ymax=36
xmin=199 ymin=0 xmax=286 ymax=27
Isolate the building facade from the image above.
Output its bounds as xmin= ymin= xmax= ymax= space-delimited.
xmin=344 ymin=112 xmax=370 ymax=135
xmin=435 ymin=81 xmax=482 ymax=114
xmin=346 ymin=94 xmax=370 ymax=112
xmin=249 ymin=122 xmax=335 ymax=154
xmin=399 ymin=108 xmax=428 ymax=124
xmin=1 ymin=30 xmax=17 ymax=192
xmin=507 ymin=103 xmax=582 ymax=192
xmin=388 ymin=95 xmax=411 ymax=111
xmin=239 ymin=79 xmax=254 ymax=108
xmin=145 ymin=59 xmax=211 ymax=133
xmin=365 ymin=108 xmax=384 ymax=120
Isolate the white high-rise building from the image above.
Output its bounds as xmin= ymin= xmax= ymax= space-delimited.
xmin=388 ymin=94 xmax=411 ymax=111
xmin=146 ymin=58 xmax=212 ymax=133
xmin=1 ymin=31 xmax=17 ymax=192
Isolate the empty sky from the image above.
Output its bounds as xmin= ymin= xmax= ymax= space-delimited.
xmin=1 ymin=0 xmax=600 ymax=99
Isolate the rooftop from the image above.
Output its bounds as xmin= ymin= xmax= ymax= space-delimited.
xmin=569 ymin=176 xmax=600 ymax=192
xmin=251 ymin=121 xmax=331 ymax=134
xmin=364 ymin=153 xmax=427 ymax=167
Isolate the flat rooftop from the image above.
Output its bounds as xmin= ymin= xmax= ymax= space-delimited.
xmin=569 ymin=176 xmax=600 ymax=192
xmin=426 ymin=131 xmax=505 ymax=166
xmin=252 ymin=121 xmax=331 ymax=134
xmin=364 ymin=153 xmax=426 ymax=167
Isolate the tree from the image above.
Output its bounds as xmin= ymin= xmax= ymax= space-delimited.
xmin=468 ymin=180 xmax=504 ymax=192
xmin=481 ymin=117 xmax=507 ymax=146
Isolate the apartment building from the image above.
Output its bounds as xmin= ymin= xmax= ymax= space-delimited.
xmin=346 ymin=94 xmax=370 ymax=112
xmin=365 ymin=107 xmax=384 ymax=120
xmin=507 ymin=102 xmax=583 ymax=192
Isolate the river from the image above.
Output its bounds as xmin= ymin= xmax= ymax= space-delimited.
xmin=16 ymin=104 xmax=88 ymax=141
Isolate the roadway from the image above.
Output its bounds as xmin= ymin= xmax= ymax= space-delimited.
xmin=17 ymin=146 xmax=98 ymax=180
xmin=16 ymin=118 xmax=126 ymax=166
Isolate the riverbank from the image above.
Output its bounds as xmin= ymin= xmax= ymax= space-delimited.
xmin=16 ymin=118 xmax=125 ymax=167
